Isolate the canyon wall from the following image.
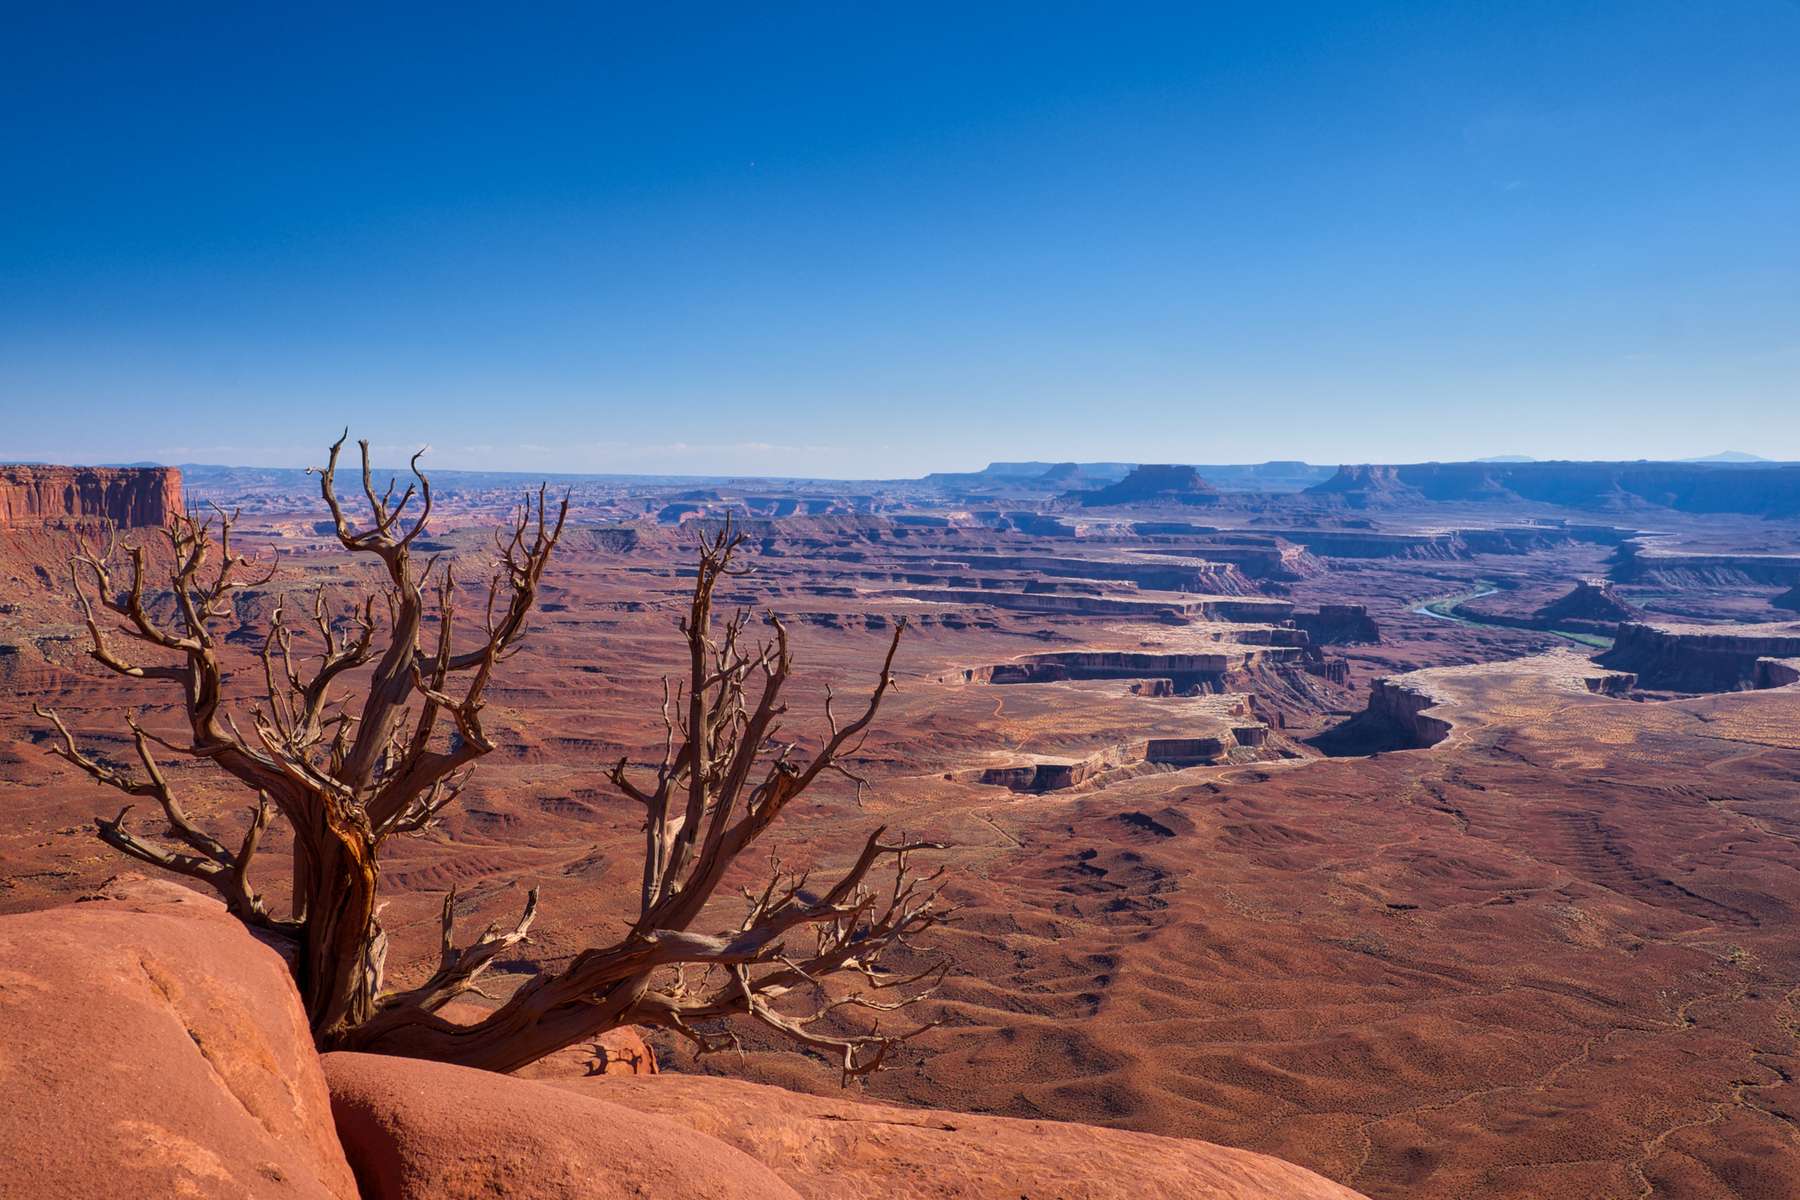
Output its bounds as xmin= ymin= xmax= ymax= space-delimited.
xmin=1292 ymin=603 xmax=1380 ymax=644
xmin=1755 ymin=657 xmax=1800 ymax=689
xmin=1598 ymin=621 xmax=1800 ymax=692
xmin=1610 ymin=543 xmax=1800 ymax=589
xmin=1309 ymin=461 xmax=1800 ymax=516
xmin=1278 ymin=526 xmax=1581 ymax=560
xmin=0 ymin=465 xmax=182 ymax=529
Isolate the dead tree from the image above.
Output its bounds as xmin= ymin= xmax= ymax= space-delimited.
xmin=38 ymin=433 xmax=951 ymax=1078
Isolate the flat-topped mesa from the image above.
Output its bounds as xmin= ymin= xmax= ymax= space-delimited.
xmin=971 ymin=645 xmax=1304 ymax=693
xmin=1598 ymin=620 xmax=1800 ymax=693
xmin=1320 ymin=653 xmax=1637 ymax=754
xmin=1121 ymin=530 xmax=1323 ymax=581
xmin=1073 ymin=463 xmax=1219 ymax=508
xmin=898 ymin=588 xmax=1292 ymax=622
xmin=1279 ymin=525 xmax=1591 ymax=560
xmin=915 ymin=550 xmax=1253 ymax=594
xmin=1292 ymin=603 xmax=1380 ymax=645
xmin=1307 ymin=460 xmax=1800 ymax=516
xmin=1306 ymin=463 xmax=1426 ymax=506
xmin=1610 ymin=542 xmax=1800 ymax=589
xmin=0 ymin=465 xmax=182 ymax=529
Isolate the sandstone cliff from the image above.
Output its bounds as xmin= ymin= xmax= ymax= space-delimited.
xmin=0 ymin=465 xmax=182 ymax=529
xmin=1292 ymin=603 xmax=1380 ymax=645
xmin=1598 ymin=620 xmax=1800 ymax=692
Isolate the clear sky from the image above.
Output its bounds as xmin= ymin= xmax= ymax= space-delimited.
xmin=4 ymin=2 xmax=1797 ymax=476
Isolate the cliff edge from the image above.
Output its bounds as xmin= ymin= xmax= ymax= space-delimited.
xmin=0 ymin=464 xmax=182 ymax=529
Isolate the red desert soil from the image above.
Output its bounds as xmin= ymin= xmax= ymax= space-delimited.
xmin=5 ymin=490 xmax=1800 ymax=1199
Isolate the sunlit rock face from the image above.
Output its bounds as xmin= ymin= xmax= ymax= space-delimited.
xmin=0 ymin=465 xmax=182 ymax=529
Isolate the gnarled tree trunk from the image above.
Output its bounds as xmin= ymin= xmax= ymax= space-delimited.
xmin=39 ymin=433 xmax=952 ymax=1079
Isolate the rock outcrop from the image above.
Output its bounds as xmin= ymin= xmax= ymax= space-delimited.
xmin=323 ymin=1054 xmax=801 ymax=1200
xmin=0 ymin=877 xmax=358 ymax=1200
xmin=1756 ymin=657 xmax=1800 ymax=688
xmin=323 ymin=1056 xmax=1367 ymax=1200
xmin=1610 ymin=543 xmax=1800 ymax=589
xmin=554 ymin=1073 xmax=1367 ymax=1200
xmin=0 ymin=465 xmax=182 ymax=529
xmin=1075 ymin=464 xmax=1220 ymax=507
xmin=1291 ymin=603 xmax=1380 ymax=644
xmin=3 ymin=882 xmax=1367 ymax=1200
xmin=974 ymin=646 xmax=1304 ymax=692
xmin=1313 ymin=653 xmax=1635 ymax=755
xmin=1532 ymin=578 xmax=1640 ymax=628
xmin=1304 ymin=463 xmax=1426 ymax=505
xmin=1598 ymin=621 xmax=1800 ymax=692
xmin=1450 ymin=578 xmax=1643 ymax=637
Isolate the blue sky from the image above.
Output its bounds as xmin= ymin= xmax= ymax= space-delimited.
xmin=3 ymin=2 xmax=1797 ymax=475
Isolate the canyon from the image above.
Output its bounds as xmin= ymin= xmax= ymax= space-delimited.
xmin=3 ymin=454 xmax=1799 ymax=1199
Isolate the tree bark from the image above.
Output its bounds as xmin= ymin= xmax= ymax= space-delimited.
xmin=302 ymin=826 xmax=383 ymax=1038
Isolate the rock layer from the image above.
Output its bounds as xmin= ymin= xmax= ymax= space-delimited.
xmin=0 ymin=465 xmax=182 ymax=529
xmin=1599 ymin=620 xmax=1800 ymax=692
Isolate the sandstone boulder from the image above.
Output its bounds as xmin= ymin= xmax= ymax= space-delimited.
xmin=322 ymin=1052 xmax=801 ymax=1199
xmin=552 ymin=1073 xmax=1368 ymax=1200
xmin=0 ymin=876 xmax=357 ymax=1199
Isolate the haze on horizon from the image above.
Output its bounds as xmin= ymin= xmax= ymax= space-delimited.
xmin=4 ymin=2 xmax=1797 ymax=476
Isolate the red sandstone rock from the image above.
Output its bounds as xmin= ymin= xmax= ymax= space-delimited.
xmin=321 ymin=1052 xmax=801 ymax=1199
xmin=554 ymin=1073 xmax=1368 ymax=1200
xmin=0 ymin=464 xmax=181 ymax=528
xmin=0 ymin=876 xmax=357 ymax=1200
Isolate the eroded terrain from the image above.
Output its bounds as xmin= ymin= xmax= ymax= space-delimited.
xmin=4 ymin=462 xmax=1799 ymax=1199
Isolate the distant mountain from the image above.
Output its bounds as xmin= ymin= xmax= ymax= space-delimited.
xmin=1683 ymin=451 xmax=1770 ymax=463
xmin=1475 ymin=455 xmax=1537 ymax=463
